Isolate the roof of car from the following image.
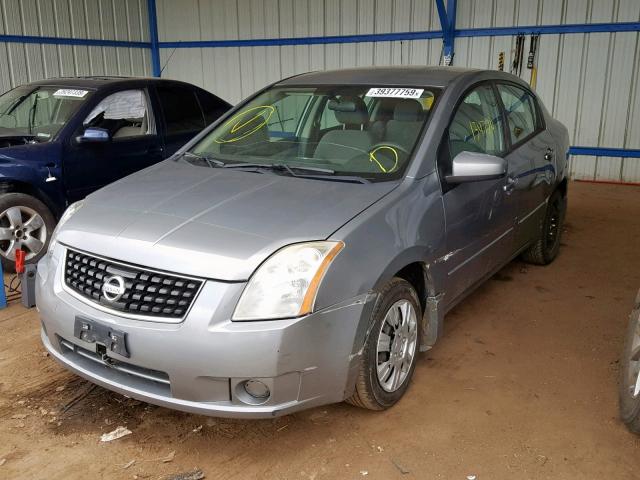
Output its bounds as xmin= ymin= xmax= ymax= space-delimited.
xmin=26 ymin=76 xmax=195 ymax=89
xmin=278 ymin=66 xmax=486 ymax=88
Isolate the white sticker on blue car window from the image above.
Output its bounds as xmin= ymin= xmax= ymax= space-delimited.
xmin=365 ymin=87 xmax=424 ymax=99
xmin=53 ymin=89 xmax=89 ymax=98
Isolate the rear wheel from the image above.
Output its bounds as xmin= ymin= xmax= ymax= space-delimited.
xmin=0 ymin=193 xmax=55 ymax=272
xmin=522 ymin=190 xmax=565 ymax=265
xmin=346 ymin=277 xmax=421 ymax=410
xmin=619 ymin=291 xmax=640 ymax=434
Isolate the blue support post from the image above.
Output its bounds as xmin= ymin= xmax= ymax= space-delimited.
xmin=443 ymin=0 xmax=456 ymax=65
xmin=0 ymin=260 xmax=6 ymax=309
xmin=147 ymin=0 xmax=161 ymax=77
xmin=435 ymin=0 xmax=456 ymax=65
xmin=435 ymin=0 xmax=448 ymax=31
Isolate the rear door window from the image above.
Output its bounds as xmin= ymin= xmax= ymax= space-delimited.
xmin=496 ymin=84 xmax=541 ymax=146
xmin=157 ymin=86 xmax=205 ymax=135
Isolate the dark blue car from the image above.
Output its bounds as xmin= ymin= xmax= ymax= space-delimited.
xmin=0 ymin=76 xmax=230 ymax=270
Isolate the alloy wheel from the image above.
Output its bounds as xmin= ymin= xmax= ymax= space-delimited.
xmin=376 ymin=299 xmax=419 ymax=392
xmin=0 ymin=205 xmax=47 ymax=261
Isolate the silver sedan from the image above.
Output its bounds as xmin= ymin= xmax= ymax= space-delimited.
xmin=37 ymin=67 xmax=569 ymax=417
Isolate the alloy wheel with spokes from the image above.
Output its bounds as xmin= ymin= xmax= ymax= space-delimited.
xmin=347 ymin=277 xmax=422 ymax=410
xmin=0 ymin=205 xmax=47 ymax=261
xmin=376 ymin=299 xmax=419 ymax=392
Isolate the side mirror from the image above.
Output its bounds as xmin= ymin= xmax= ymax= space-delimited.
xmin=76 ymin=127 xmax=111 ymax=144
xmin=445 ymin=151 xmax=506 ymax=184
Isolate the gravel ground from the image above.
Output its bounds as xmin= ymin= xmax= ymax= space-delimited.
xmin=1 ymin=181 xmax=640 ymax=480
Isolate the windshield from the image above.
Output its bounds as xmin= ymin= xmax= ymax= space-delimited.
xmin=190 ymin=85 xmax=439 ymax=181
xmin=0 ymin=86 xmax=90 ymax=141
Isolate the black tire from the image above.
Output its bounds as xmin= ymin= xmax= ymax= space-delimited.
xmin=521 ymin=190 xmax=566 ymax=265
xmin=619 ymin=292 xmax=640 ymax=434
xmin=346 ymin=277 xmax=422 ymax=410
xmin=0 ymin=193 xmax=56 ymax=273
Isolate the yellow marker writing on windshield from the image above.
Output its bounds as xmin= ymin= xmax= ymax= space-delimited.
xmin=369 ymin=145 xmax=399 ymax=173
xmin=214 ymin=105 xmax=275 ymax=144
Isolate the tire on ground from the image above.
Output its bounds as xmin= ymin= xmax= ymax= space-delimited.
xmin=619 ymin=293 xmax=640 ymax=433
xmin=522 ymin=190 xmax=566 ymax=265
xmin=346 ymin=277 xmax=422 ymax=410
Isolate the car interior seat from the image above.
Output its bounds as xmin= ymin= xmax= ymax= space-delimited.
xmin=384 ymin=99 xmax=426 ymax=148
xmin=113 ymin=112 xmax=148 ymax=139
xmin=313 ymin=96 xmax=373 ymax=165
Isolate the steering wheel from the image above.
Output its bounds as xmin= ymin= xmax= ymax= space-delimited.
xmin=368 ymin=142 xmax=410 ymax=173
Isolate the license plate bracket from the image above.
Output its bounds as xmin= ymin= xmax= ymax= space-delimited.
xmin=73 ymin=317 xmax=130 ymax=358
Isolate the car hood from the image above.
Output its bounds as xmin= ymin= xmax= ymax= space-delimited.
xmin=59 ymin=160 xmax=397 ymax=280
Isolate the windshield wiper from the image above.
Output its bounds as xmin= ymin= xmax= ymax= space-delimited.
xmin=180 ymin=151 xmax=226 ymax=168
xmin=224 ymin=163 xmax=332 ymax=173
xmin=224 ymin=163 xmax=370 ymax=184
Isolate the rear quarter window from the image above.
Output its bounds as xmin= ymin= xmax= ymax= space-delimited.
xmin=196 ymin=90 xmax=230 ymax=125
xmin=157 ymin=86 xmax=205 ymax=135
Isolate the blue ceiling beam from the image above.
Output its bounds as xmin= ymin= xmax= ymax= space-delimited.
xmin=457 ymin=21 xmax=640 ymax=37
xmin=0 ymin=33 xmax=149 ymax=48
xmin=569 ymin=146 xmax=640 ymax=158
xmin=159 ymin=30 xmax=444 ymax=49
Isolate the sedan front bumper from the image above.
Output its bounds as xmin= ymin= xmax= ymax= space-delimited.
xmin=37 ymin=246 xmax=375 ymax=418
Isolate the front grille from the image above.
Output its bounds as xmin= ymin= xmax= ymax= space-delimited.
xmin=64 ymin=248 xmax=203 ymax=320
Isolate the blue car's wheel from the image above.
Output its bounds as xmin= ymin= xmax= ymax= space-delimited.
xmin=0 ymin=193 xmax=55 ymax=272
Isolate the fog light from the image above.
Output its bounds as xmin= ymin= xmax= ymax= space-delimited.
xmin=244 ymin=379 xmax=270 ymax=399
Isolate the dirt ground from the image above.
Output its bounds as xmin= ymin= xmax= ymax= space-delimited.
xmin=1 ymin=181 xmax=640 ymax=480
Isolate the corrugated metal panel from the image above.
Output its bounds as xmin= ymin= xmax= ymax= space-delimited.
xmin=0 ymin=0 xmax=152 ymax=91
xmin=156 ymin=0 xmax=639 ymax=182
xmin=456 ymin=0 xmax=640 ymax=182
xmin=156 ymin=0 xmax=442 ymax=103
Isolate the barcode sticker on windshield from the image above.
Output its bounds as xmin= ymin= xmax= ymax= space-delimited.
xmin=366 ymin=87 xmax=424 ymax=99
xmin=53 ymin=89 xmax=88 ymax=98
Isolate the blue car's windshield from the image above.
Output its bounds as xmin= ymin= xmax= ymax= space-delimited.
xmin=0 ymin=86 xmax=91 ymax=141
xmin=190 ymin=85 xmax=439 ymax=181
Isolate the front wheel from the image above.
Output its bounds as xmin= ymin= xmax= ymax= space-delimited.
xmin=521 ymin=190 xmax=565 ymax=265
xmin=0 ymin=193 xmax=56 ymax=272
xmin=346 ymin=277 xmax=421 ymax=410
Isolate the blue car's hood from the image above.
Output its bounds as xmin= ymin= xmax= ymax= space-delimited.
xmin=59 ymin=160 xmax=397 ymax=280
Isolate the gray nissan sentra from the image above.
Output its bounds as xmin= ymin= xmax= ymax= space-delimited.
xmin=37 ymin=67 xmax=569 ymax=417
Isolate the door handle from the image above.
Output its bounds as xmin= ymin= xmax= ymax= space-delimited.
xmin=503 ymin=176 xmax=517 ymax=195
xmin=544 ymin=147 xmax=554 ymax=161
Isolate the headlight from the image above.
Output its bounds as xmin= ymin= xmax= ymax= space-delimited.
xmin=48 ymin=200 xmax=84 ymax=255
xmin=232 ymin=241 xmax=344 ymax=321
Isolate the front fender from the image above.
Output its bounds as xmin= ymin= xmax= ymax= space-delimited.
xmin=0 ymin=142 xmax=65 ymax=216
xmin=314 ymin=173 xmax=447 ymax=352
